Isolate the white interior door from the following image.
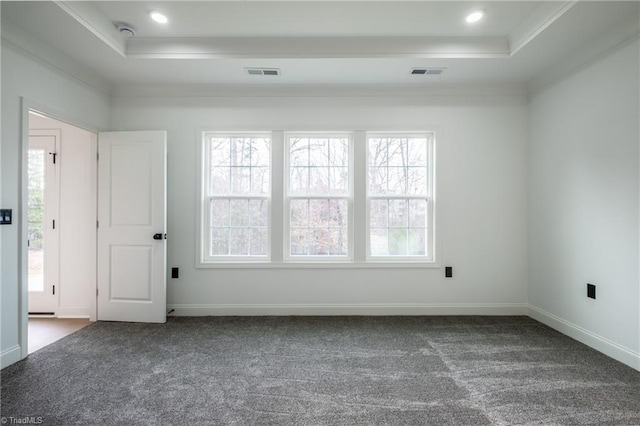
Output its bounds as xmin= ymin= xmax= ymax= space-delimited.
xmin=97 ymin=131 xmax=167 ymax=323
xmin=27 ymin=132 xmax=60 ymax=314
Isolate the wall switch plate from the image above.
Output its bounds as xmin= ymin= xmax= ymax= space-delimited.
xmin=171 ymin=267 xmax=179 ymax=279
xmin=445 ymin=266 xmax=453 ymax=278
xmin=587 ymin=283 xmax=596 ymax=299
xmin=0 ymin=209 xmax=12 ymax=225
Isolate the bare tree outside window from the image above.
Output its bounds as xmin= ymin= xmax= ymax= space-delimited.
xmin=204 ymin=134 xmax=270 ymax=259
xmin=368 ymin=135 xmax=433 ymax=258
xmin=287 ymin=135 xmax=351 ymax=258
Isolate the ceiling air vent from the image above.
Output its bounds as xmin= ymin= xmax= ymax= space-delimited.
xmin=411 ymin=68 xmax=446 ymax=75
xmin=245 ymin=68 xmax=281 ymax=76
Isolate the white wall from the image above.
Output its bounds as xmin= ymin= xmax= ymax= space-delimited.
xmin=1 ymin=42 xmax=109 ymax=367
xmin=528 ymin=39 xmax=640 ymax=369
xmin=29 ymin=113 xmax=97 ymax=319
xmin=110 ymin=93 xmax=529 ymax=315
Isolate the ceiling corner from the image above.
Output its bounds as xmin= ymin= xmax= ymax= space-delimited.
xmin=507 ymin=1 xmax=577 ymax=57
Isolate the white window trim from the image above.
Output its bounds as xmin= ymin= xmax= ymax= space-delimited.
xmin=199 ymin=131 xmax=273 ymax=264
xmin=365 ymin=132 xmax=436 ymax=262
xmin=283 ymin=132 xmax=355 ymax=262
xmin=196 ymin=129 xmax=438 ymax=268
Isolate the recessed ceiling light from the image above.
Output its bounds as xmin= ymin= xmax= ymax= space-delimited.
xmin=466 ymin=10 xmax=484 ymax=24
xmin=150 ymin=11 xmax=168 ymax=24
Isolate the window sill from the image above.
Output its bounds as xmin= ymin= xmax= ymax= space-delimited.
xmin=196 ymin=261 xmax=440 ymax=269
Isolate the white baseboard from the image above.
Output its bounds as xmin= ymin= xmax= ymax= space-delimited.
xmin=1 ymin=345 xmax=22 ymax=369
xmin=56 ymin=315 xmax=91 ymax=319
xmin=528 ymin=304 xmax=640 ymax=371
xmin=57 ymin=306 xmax=92 ymax=318
xmin=168 ymin=303 xmax=528 ymax=317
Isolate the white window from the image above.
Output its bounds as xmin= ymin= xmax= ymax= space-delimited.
xmin=201 ymin=133 xmax=271 ymax=261
xmin=285 ymin=133 xmax=353 ymax=260
xmin=367 ymin=133 xmax=434 ymax=260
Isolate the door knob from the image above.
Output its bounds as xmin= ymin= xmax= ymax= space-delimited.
xmin=153 ymin=233 xmax=166 ymax=240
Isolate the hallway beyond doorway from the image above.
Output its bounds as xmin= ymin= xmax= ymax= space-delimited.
xmin=28 ymin=318 xmax=91 ymax=354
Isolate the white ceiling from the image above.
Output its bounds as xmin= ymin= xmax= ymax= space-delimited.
xmin=1 ymin=1 xmax=639 ymax=89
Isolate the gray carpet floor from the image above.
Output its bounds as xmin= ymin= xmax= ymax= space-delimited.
xmin=2 ymin=316 xmax=640 ymax=425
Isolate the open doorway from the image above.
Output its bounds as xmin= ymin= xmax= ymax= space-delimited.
xmin=26 ymin=110 xmax=98 ymax=353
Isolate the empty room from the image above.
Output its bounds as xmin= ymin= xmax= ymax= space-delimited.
xmin=1 ymin=1 xmax=639 ymax=424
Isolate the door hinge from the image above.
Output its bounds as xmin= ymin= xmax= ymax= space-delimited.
xmin=52 ymin=219 xmax=56 ymax=230
xmin=97 ymin=220 xmax=99 ymax=228
xmin=96 ymin=288 xmax=99 ymax=297
xmin=53 ymin=285 xmax=55 ymax=295
xmin=97 ymin=152 xmax=99 ymax=161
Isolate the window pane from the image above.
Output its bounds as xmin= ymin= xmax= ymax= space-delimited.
xmin=389 ymin=200 xmax=408 ymax=227
xmin=229 ymin=199 xmax=249 ymax=226
xmin=328 ymin=229 xmax=348 ymax=255
xmin=367 ymin=135 xmax=430 ymax=196
xmin=309 ymin=199 xmax=329 ymax=225
xmin=387 ymin=167 xmax=407 ymax=194
xmin=388 ymin=228 xmax=408 ymax=255
xmin=286 ymin=134 xmax=351 ymax=258
xmin=231 ymin=167 xmax=251 ymax=194
xmin=309 ymin=138 xmax=329 ymax=167
xmin=204 ymin=134 xmax=271 ymax=260
xmin=329 ymin=167 xmax=349 ymax=194
xmin=368 ymin=138 xmax=388 ymax=167
xmin=309 ymin=167 xmax=329 ymax=193
xmin=328 ymin=199 xmax=348 ymax=228
xmin=290 ymin=228 xmax=309 ymax=255
xmin=249 ymin=199 xmax=268 ymax=227
xmin=290 ymin=200 xmax=309 ymax=227
xmin=229 ymin=228 xmax=249 ymax=255
xmin=251 ymin=166 xmax=269 ymax=195
xmin=367 ymin=134 xmax=432 ymax=259
xmin=210 ymin=167 xmax=230 ymax=194
xmin=409 ymin=199 xmax=427 ymax=227
xmin=370 ymin=228 xmax=388 ymax=256
xmin=209 ymin=199 xmax=230 ymax=227
xmin=408 ymin=138 xmax=427 ymax=167
xmin=252 ymin=138 xmax=270 ymax=167
xmin=408 ymin=228 xmax=426 ymax=255
xmin=310 ymin=229 xmax=329 ymax=255
xmin=289 ymin=198 xmax=349 ymax=257
xmin=249 ymin=228 xmax=268 ymax=256
xmin=407 ymin=167 xmax=427 ymax=195
xmin=231 ymin=137 xmax=252 ymax=166
xmin=290 ymin=167 xmax=309 ymax=194
xmin=369 ymin=200 xmax=388 ymax=228
xmin=209 ymin=138 xmax=230 ymax=167
xmin=290 ymin=138 xmax=309 ymax=166
xmin=28 ymin=149 xmax=46 ymax=292
xmin=210 ymin=228 xmax=229 ymax=256
xmin=329 ymin=138 xmax=348 ymax=167
xmin=388 ymin=138 xmax=407 ymax=166
xmin=368 ymin=165 xmax=388 ymax=195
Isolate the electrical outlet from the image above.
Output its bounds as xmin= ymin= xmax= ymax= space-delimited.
xmin=171 ymin=267 xmax=179 ymax=279
xmin=587 ymin=283 xmax=596 ymax=299
xmin=445 ymin=266 xmax=453 ymax=278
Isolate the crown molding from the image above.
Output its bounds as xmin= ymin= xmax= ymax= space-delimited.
xmin=111 ymin=82 xmax=528 ymax=99
xmin=126 ymin=36 xmax=510 ymax=60
xmin=1 ymin=18 xmax=112 ymax=97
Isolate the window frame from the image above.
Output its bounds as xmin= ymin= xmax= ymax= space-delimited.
xmin=200 ymin=131 xmax=272 ymax=263
xmin=365 ymin=132 xmax=435 ymax=262
xmin=283 ymin=132 xmax=355 ymax=262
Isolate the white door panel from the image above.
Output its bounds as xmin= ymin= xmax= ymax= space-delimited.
xmin=97 ymin=131 xmax=166 ymax=323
